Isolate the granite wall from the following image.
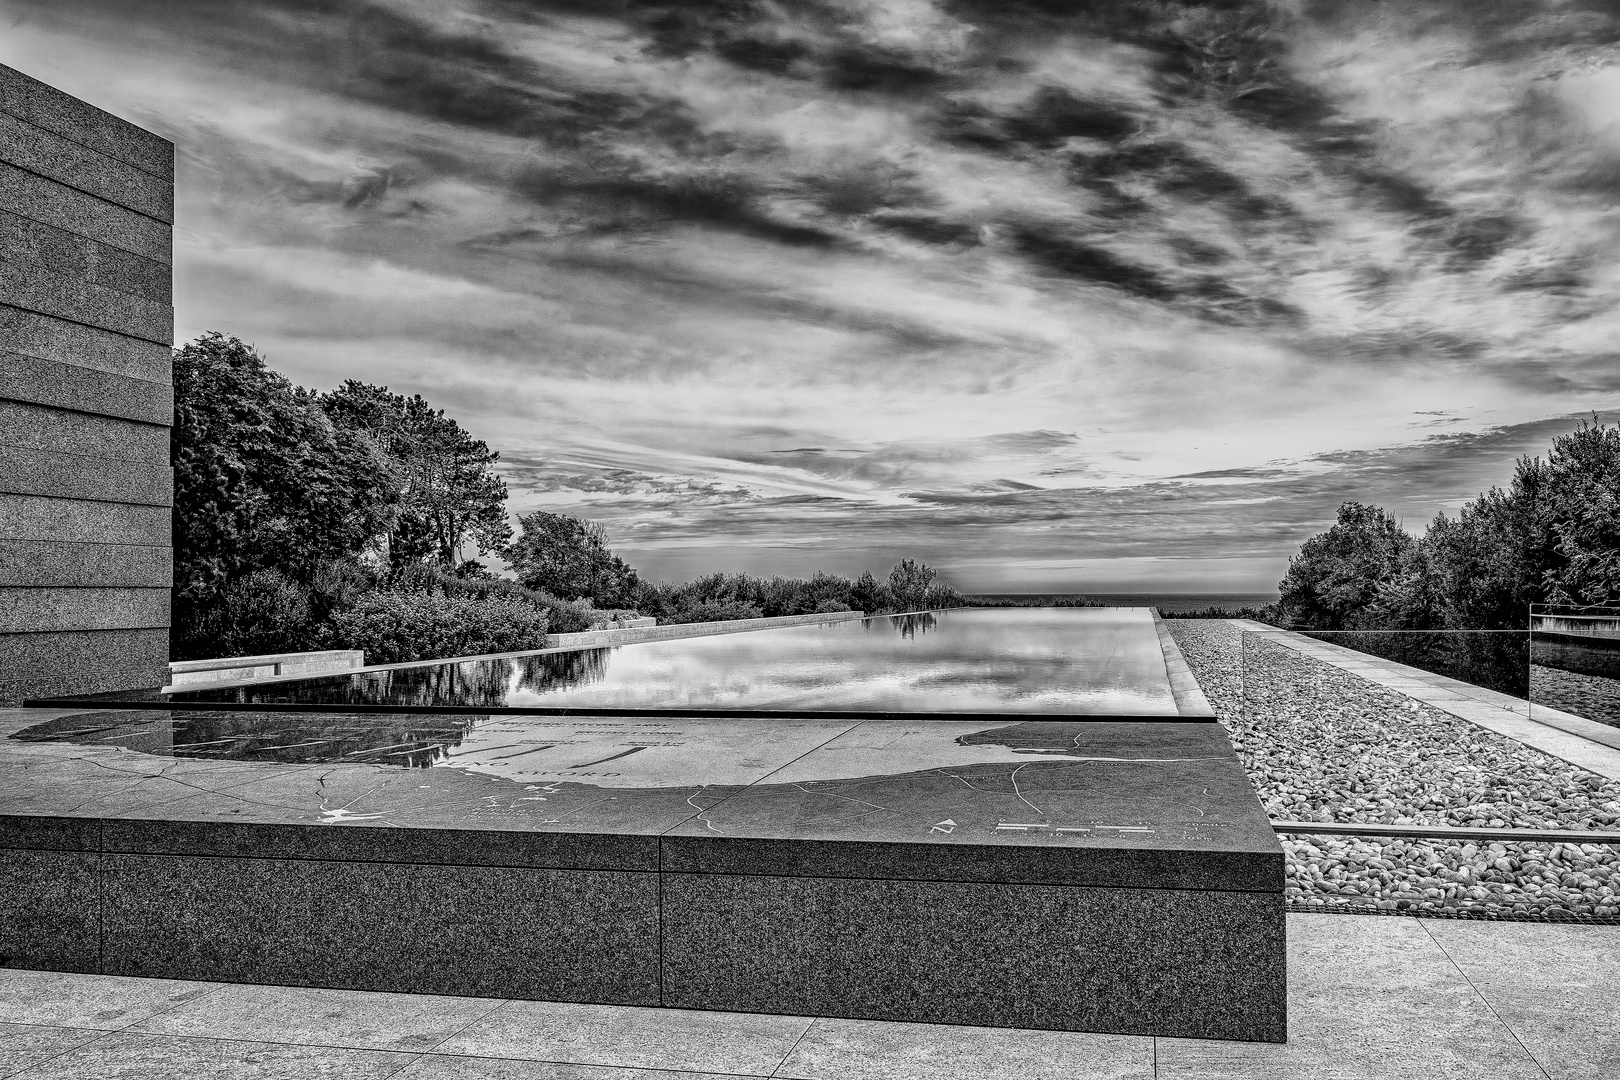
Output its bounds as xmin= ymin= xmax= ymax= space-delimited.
xmin=0 ymin=64 xmax=174 ymax=704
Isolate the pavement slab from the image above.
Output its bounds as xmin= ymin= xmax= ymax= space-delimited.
xmin=129 ymin=983 xmax=506 ymax=1055
xmin=1423 ymin=920 xmax=1620 ymax=1080
xmin=775 ymin=1017 xmax=1152 ymax=1080
xmin=1 ymin=913 xmax=1616 ymax=1078
xmin=430 ymin=1001 xmax=813 ymax=1076
xmin=3 ymin=1030 xmax=416 ymax=1079
xmin=1153 ymin=914 xmax=1552 ymax=1079
xmin=0 ymin=969 xmax=215 ymax=1031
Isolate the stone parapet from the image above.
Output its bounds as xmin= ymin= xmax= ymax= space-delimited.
xmin=167 ymin=650 xmax=367 ymax=687
xmin=544 ymin=610 xmax=863 ymax=650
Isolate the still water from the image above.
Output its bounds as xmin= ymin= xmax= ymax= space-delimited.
xmin=158 ymin=607 xmax=1184 ymax=716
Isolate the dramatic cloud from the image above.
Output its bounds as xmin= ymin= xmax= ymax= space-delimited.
xmin=5 ymin=0 xmax=1618 ymax=589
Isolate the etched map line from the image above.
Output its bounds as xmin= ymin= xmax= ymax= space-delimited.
xmin=793 ymin=782 xmax=899 ymax=814
xmin=1009 ymin=763 xmax=1044 ymax=818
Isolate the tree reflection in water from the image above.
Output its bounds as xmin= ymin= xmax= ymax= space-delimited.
xmin=11 ymin=653 xmax=619 ymax=766
xmin=515 ymin=648 xmax=609 ymax=695
xmin=198 ymin=647 xmax=616 ymax=709
xmin=890 ymin=612 xmax=938 ymax=639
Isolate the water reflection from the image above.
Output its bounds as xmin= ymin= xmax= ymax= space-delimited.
xmin=198 ymin=648 xmax=613 ymax=709
xmin=890 ymin=612 xmax=937 ymax=639
xmin=1303 ymin=630 xmax=1530 ymax=698
xmin=162 ymin=608 xmax=1183 ymax=716
xmin=10 ymin=710 xmax=484 ymax=767
xmin=1529 ymin=606 xmax=1620 ymax=727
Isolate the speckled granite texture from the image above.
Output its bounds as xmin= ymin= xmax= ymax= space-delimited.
xmin=0 ymin=350 xmax=174 ymax=422
xmin=0 ymin=65 xmax=173 ymax=179
xmin=661 ymin=872 xmax=1287 ymax=1042
xmin=0 ymin=446 xmax=173 ymax=507
xmin=0 ymin=587 xmax=170 ymax=634
xmin=100 ymin=855 xmax=662 ymax=1004
xmin=0 ymin=631 xmax=168 ymax=684
xmin=0 ymin=540 xmax=172 ymax=589
xmin=0 ymin=494 xmax=170 ymax=546
xmin=0 ymin=848 xmax=100 ymax=974
xmin=0 ymin=305 xmax=170 ymax=381
xmin=0 ymin=61 xmax=173 ymax=705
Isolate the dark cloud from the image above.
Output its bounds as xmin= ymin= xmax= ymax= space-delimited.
xmin=1008 ymin=225 xmax=1172 ymax=300
xmin=9 ymin=0 xmax=1618 ymax=589
xmin=939 ymin=87 xmax=1137 ymax=152
xmin=870 ymin=212 xmax=981 ymax=247
xmin=1171 ymin=467 xmax=1291 ymax=480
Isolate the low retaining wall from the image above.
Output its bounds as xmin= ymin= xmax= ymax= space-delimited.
xmin=543 ymin=610 xmax=865 ymax=650
xmin=1533 ymin=631 xmax=1620 ymax=680
xmin=1532 ymin=614 xmax=1620 ymax=637
xmin=1151 ymin=610 xmax=1216 ymax=718
xmin=167 ymin=649 xmax=364 ymax=687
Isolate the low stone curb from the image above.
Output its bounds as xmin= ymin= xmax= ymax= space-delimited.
xmin=1291 ymin=902 xmax=1620 ymax=925
xmin=1272 ymin=821 xmax=1620 ymax=845
xmin=1150 ymin=609 xmax=1216 ymax=717
xmin=543 ymin=610 xmax=865 ymax=650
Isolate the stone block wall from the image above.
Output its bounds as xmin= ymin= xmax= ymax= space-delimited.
xmin=0 ymin=64 xmax=173 ymax=704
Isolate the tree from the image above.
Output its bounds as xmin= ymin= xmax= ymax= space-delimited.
xmin=1541 ymin=419 xmax=1620 ymax=608
xmin=849 ymin=570 xmax=887 ymax=614
xmin=321 ymin=381 xmax=512 ymax=569
xmin=887 ymin=558 xmax=939 ymax=612
xmin=1277 ymin=502 xmax=1414 ymax=629
xmin=1422 ymin=471 xmax=1549 ymax=629
xmin=507 ymin=512 xmax=641 ymax=607
xmin=171 ymin=333 xmax=397 ymax=613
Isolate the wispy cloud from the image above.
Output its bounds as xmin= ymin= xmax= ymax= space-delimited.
xmin=4 ymin=0 xmax=1618 ymax=589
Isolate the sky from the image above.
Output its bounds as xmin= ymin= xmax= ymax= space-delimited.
xmin=4 ymin=0 xmax=1618 ymax=592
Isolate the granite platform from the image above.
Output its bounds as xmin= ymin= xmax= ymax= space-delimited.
xmin=0 ymin=705 xmax=1284 ymax=1041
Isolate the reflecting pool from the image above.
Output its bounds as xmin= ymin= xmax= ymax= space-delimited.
xmin=94 ymin=608 xmax=1189 ymax=717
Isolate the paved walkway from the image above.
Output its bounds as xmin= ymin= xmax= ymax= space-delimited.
xmin=1234 ymin=621 xmax=1620 ymax=781
xmin=0 ymin=914 xmax=1614 ymax=1079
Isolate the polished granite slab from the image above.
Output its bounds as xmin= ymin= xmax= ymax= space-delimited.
xmin=1 ymin=705 xmax=1284 ymax=1038
xmin=53 ymin=608 xmax=1197 ymax=718
xmin=2 ymin=708 xmax=1278 ymax=887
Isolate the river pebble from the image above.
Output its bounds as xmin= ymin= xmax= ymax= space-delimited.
xmin=1167 ymin=619 xmax=1620 ymax=918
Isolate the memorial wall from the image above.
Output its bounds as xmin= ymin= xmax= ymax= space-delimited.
xmin=0 ymin=63 xmax=174 ymax=703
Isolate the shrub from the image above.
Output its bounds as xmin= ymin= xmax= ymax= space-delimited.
xmin=308 ymin=557 xmax=380 ymax=624
xmin=665 ymin=599 xmax=766 ymax=624
xmin=386 ymin=562 xmax=595 ymax=633
xmin=326 ymin=591 xmax=550 ymax=664
xmin=179 ymin=569 xmax=312 ymax=659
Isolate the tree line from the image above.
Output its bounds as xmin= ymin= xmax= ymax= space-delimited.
xmin=1275 ymin=420 xmax=1620 ymax=631
xmin=171 ymin=334 xmax=961 ymax=662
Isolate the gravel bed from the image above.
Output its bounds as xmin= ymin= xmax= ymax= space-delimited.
xmin=1530 ymin=664 xmax=1620 ymax=727
xmin=1167 ymin=619 xmax=1620 ymax=918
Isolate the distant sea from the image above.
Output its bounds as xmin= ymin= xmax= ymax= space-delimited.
xmin=968 ymin=593 xmax=1278 ymax=614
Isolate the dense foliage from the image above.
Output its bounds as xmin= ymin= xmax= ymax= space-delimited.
xmin=320 ymin=380 xmax=512 ymax=569
xmin=171 ymin=333 xmax=396 ymax=615
xmin=172 ymin=334 xmax=523 ymax=660
xmin=1277 ymin=420 xmax=1620 ymax=631
xmin=327 ymin=591 xmax=551 ymax=665
xmin=622 ymin=560 xmax=963 ymax=623
xmin=507 ymin=511 xmax=641 ymax=608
